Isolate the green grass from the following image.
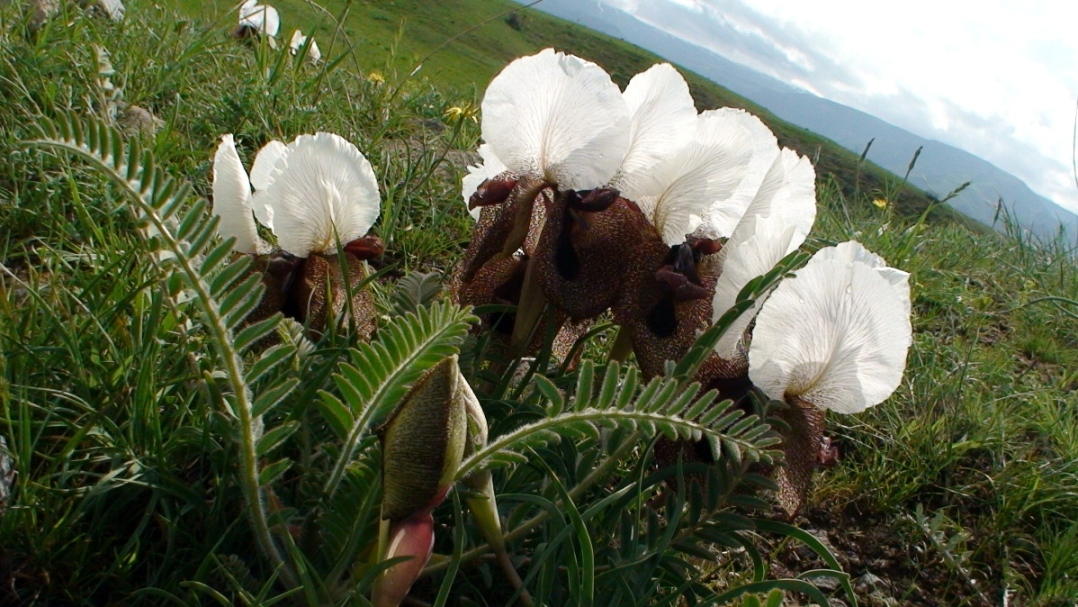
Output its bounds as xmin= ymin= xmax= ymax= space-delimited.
xmin=2 ymin=2 xmax=1077 ymax=607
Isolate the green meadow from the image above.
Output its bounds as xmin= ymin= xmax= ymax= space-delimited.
xmin=0 ymin=2 xmax=1076 ymax=606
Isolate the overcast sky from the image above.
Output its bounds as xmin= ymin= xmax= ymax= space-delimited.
xmin=591 ymin=0 xmax=1078 ymax=213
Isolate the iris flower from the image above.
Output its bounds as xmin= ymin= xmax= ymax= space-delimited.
xmin=480 ymin=48 xmax=631 ymax=191
xmin=236 ymin=0 xmax=279 ymax=42
xmin=455 ymin=49 xmax=632 ymax=357
xmin=748 ymin=240 xmax=912 ymax=414
xmin=211 ymin=132 xmax=382 ymax=338
xmin=747 ymin=240 xmax=911 ymax=515
xmin=459 ymin=50 xmax=799 ymax=369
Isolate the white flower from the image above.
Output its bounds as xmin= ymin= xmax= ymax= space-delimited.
xmin=212 ymin=134 xmax=271 ymax=255
xmin=809 ymin=241 xmax=911 ymax=317
xmin=617 ymin=108 xmax=756 ymax=245
xmin=696 ymin=109 xmax=780 ymax=239
xmin=239 ymin=0 xmax=279 ymax=38
xmin=748 ymin=241 xmax=912 ymax=414
xmin=212 ymin=133 xmax=380 ymax=258
xmin=289 ymin=30 xmax=321 ymax=63
xmin=479 ymin=48 xmax=630 ymax=191
xmin=710 ymin=148 xmax=817 ymax=358
xmin=608 ymin=63 xmax=697 ymax=198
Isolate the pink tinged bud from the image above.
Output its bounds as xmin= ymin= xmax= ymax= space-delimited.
xmin=380 ymin=356 xmax=469 ymax=522
xmin=372 ymin=512 xmax=436 ymax=607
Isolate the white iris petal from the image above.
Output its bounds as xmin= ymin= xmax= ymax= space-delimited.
xmin=748 ymin=247 xmax=912 ymax=414
xmin=811 ymin=241 xmax=911 ymax=316
xmin=250 ymin=139 xmax=289 ymax=229
xmin=609 ymin=63 xmax=697 ymax=198
xmin=628 ymin=109 xmax=754 ymax=245
xmin=289 ymin=30 xmax=322 ymax=62
xmin=481 ymin=48 xmax=630 ymax=190
xmin=698 ymin=109 xmax=780 ymax=239
xmin=212 ymin=134 xmax=269 ymax=255
xmin=710 ymin=147 xmax=817 ymax=357
xmin=710 ymin=216 xmax=798 ymax=358
xmin=239 ymin=0 xmax=279 ymax=38
xmin=257 ymin=133 xmax=380 ymax=258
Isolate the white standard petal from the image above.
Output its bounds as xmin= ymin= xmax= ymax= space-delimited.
xmin=287 ymin=30 xmax=321 ymax=62
xmin=629 ymin=110 xmax=754 ymax=245
xmin=811 ymin=241 xmax=911 ymax=316
xmin=709 ymin=150 xmax=817 ymax=355
xmin=212 ymin=134 xmax=267 ymax=254
xmin=725 ymin=147 xmax=817 ymax=255
xmin=698 ymin=109 xmax=779 ymax=238
xmin=461 ymin=143 xmax=509 ymax=220
xmin=259 ymin=133 xmax=380 ymax=257
xmin=609 ymin=63 xmax=697 ymax=196
xmin=239 ymin=1 xmax=279 ymax=37
xmin=710 ymin=215 xmax=799 ymax=358
xmin=481 ymin=48 xmax=630 ymax=190
xmin=249 ymin=139 xmax=289 ymax=229
xmin=748 ymin=255 xmax=913 ymax=414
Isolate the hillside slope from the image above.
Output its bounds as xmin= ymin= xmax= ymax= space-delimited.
xmin=179 ymin=0 xmax=943 ymax=219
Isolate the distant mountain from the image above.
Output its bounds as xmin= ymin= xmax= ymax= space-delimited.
xmin=522 ymin=0 xmax=1078 ymax=244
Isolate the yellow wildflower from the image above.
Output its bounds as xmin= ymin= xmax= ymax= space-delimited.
xmin=444 ymin=102 xmax=479 ymax=124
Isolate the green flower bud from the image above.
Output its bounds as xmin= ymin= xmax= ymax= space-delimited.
xmin=380 ymin=355 xmax=469 ymax=522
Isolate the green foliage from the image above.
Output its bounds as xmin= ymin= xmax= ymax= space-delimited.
xmin=7 ymin=106 xmax=806 ymax=604
xmin=2 ymin=2 xmax=1078 ymax=606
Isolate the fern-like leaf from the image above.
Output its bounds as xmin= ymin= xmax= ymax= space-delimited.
xmin=455 ymin=361 xmax=780 ymax=482
xmin=390 ymin=271 xmax=443 ymax=317
xmin=23 ymin=113 xmax=293 ymax=584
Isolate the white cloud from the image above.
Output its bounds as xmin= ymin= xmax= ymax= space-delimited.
xmin=599 ymin=0 xmax=1078 ymax=212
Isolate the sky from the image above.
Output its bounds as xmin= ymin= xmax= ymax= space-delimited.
xmin=589 ymin=0 xmax=1078 ymax=213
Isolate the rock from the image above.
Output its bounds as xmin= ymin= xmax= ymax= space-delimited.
xmin=812 ymin=574 xmax=842 ymax=591
xmin=117 ymin=104 xmax=164 ymax=137
xmin=30 ymin=0 xmax=59 ymax=27
xmin=855 ymin=572 xmax=885 ymax=592
xmin=0 ymin=435 xmax=14 ymax=515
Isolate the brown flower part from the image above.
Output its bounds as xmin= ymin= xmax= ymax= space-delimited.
xmin=460 ymin=175 xmax=548 ymax=284
xmin=455 ymin=175 xmax=599 ymax=363
xmin=453 ymin=255 xmax=527 ymax=335
xmin=534 ymin=189 xmax=657 ymax=321
xmin=450 ymin=254 xmax=591 ymax=366
xmin=772 ymin=396 xmax=827 ymax=519
xmin=286 ymin=251 xmax=377 ymax=341
xmin=652 ymin=351 xmax=753 ymax=474
xmin=344 ymin=234 xmax=385 ymax=260
xmin=615 ymin=242 xmax=719 ymax=380
xmin=231 ymin=253 xmax=302 ymax=348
